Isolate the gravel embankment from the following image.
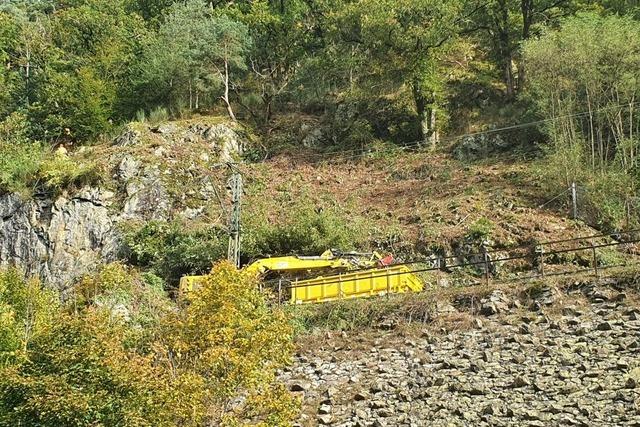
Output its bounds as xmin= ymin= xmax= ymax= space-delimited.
xmin=283 ymin=283 xmax=640 ymax=426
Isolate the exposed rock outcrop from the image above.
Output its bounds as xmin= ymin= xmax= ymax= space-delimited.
xmin=0 ymin=120 xmax=245 ymax=289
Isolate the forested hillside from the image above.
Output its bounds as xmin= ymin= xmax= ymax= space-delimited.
xmin=2 ymin=0 xmax=640 ymax=426
xmin=1 ymin=0 xmax=639 ymax=228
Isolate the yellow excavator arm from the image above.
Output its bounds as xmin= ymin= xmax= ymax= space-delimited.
xmin=243 ymin=250 xmax=355 ymax=275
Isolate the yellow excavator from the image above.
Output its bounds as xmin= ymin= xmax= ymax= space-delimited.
xmin=179 ymin=249 xmax=424 ymax=304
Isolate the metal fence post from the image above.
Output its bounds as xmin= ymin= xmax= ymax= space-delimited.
xmin=571 ymin=182 xmax=578 ymax=220
xmin=537 ymin=244 xmax=545 ymax=277
xmin=278 ymin=278 xmax=282 ymax=305
xmin=482 ymin=244 xmax=490 ymax=286
xmin=591 ymin=238 xmax=599 ymax=279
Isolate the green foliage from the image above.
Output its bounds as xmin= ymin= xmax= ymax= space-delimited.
xmin=0 ymin=113 xmax=44 ymax=194
xmin=0 ymin=0 xmax=149 ymax=142
xmin=244 ymin=203 xmax=368 ymax=257
xmin=232 ymin=0 xmax=312 ymax=123
xmin=157 ymin=262 xmax=297 ymax=426
xmin=0 ymin=308 xmax=177 ymax=427
xmin=582 ymin=169 xmax=637 ymax=229
xmin=466 ymin=217 xmax=495 ymax=240
xmin=0 ymin=12 xmax=21 ymax=117
xmin=0 ymin=264 xmax=297 ymax=426
xmin=37 ymin=150 xmax=102 ymax=192
xmin=0 ymin=269 xmax=58 ymax=367
xmin=147 ymin=105 xmax=169 ymax=124
xmin=0 ymin=115 xmax=102 ymax=195
xmin=28 ymin=67 xmax=116 ymax=141
xmin=121 ymin=221 xmax=228 ymax=285
xmin=74 ymin=263 xmax=172 ymax=335
xmin=525 ymin=13 xmax=640 ymax=171
xmin=135 ymin=1 xmax=251 ymax=115
xmin=0 ymin=0 xmax=625 ymax=151
xmin=526 ymin=13 xmax=640 ymax=229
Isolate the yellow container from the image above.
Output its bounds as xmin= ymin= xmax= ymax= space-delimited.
xmin=290 ymin=265 xmax=423 ymax=304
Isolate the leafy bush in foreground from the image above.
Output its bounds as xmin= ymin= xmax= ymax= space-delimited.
xmin=0 ymin=263 xmax=297 ymax=426
xmin=156 ymin=262 xmax=297 ymax=426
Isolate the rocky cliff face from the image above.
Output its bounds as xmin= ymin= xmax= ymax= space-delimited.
xmin=0 ymin=120 xmax=244 ymax=289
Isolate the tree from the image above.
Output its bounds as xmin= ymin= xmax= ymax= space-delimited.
xmin=0 ymin=12 xmax=21 ymax=117
xmin=0 ymin=263 xmax=297 ymax=426
xmin=47 ymin=0 xmax=149 ymax=127
xmin=234 ymin=0 xmax=314 ymax=123
xmin=525 ymin=12 xmax=640 ymax=171
xmin=0 ymin=0 xmax=150 ymax=141
xmin=0 ymin=309 xmax=179 ymax=427
xmin=525 ymin=13 xmax=640 ymax=228
xmin=156 ymin=262 xmax=297 ymax=425
xmin=126 ymin=0 xmax=177 ymax=22
xmin=136 ymin=0 xmax=250 ymax=119
xmin=0 ymin=269 xmax=57 ymax=368
xmin=0 ymin=266 xmax=177 ymax=426
xmin=472 ymin=0 xmax=577 ymax=97
xmin=332 ymin=0 xmax=465 ymax=148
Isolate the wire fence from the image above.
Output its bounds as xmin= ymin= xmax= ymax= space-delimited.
xmin=266 ymin=229 xmax=640 ymax=304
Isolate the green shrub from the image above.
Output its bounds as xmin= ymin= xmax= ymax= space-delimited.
xmin=37 ymin=151 xmax=102 ymax=192
xmin=466 ymin=217 xmax=495 ymax=241
xmin=0 ymin=264 xmax=296 ymax=426
xmin=148 ymin=106 xmax=169 ymax=124
xmin=327 ymin=93 xmax=422 ymax=149
xmin=135 ymin=108 xmax=147 ymax=123
xmin=537 ymin=143 xmax=638 ymax=230
xmin=0 ymin=113 xmax=45 ymax=195
xmin=596 ymin=248 xmax=626 ymax=267
xmin=74 ymin=263 xmax=173 ymax=336
xmin=157 ymin=262 xmax=297 ymax=425
xmin=243 ymin=203 xmax=368 ymax=258
xmin=0 ymin=112 xmax=104 ymax=195
xmin=0 ymin=308 xmax=177 ymax=427
xmin=27 ymin=67 xmax=116 ymax=142
xmin=582 ymin=169 xmax=636 ymax=230
xmin=0 ymin=269 xmax=58 ymax=367
xmin=121 ymin=221 xmax=228 ymax=285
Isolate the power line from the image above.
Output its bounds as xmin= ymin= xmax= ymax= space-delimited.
xmin=282 ymin=233 xmax=640 ymax=290
xmin=212 ymin=100 xmax=640 ymax=168
xmin=276 ymin=228 xmax=640 ymax=280
xmin=274 ymin=101 xmax=640 ymax=164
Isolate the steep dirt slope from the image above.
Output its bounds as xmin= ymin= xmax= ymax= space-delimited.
xmin=244 ymin=149 xmax=602 ymax=256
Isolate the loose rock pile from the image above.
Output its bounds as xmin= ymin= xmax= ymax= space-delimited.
xmin=283 ymin=286 xmax=640 ymax=426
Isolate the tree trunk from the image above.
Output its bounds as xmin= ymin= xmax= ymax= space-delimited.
xmin=25 ymin=48 xmax=31 ymax=107
xmin=518 ymin=0 xmax=534 ymax=90
xmin=521 ymin=0 xmax=533 ymax=40
xmin=491 ymin=0 xmax=516 ymax=98
xmin=413 ymin=82 xmax=438 ymax=149
xmin=264 ymin=95 xmax=272 ymax=124
xmin=498 ymin=0 xmax=515 ymax=98
xmin=503 ymin=56 xmax=515 ymax=98
xmin=221 ymin=47 xmax=236 ymax=121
